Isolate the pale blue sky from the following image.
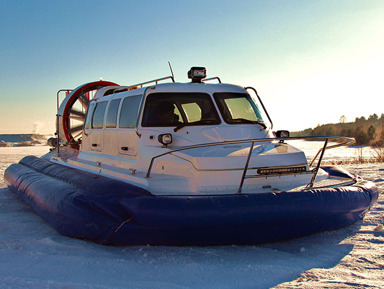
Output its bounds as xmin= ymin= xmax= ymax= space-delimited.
xmin=1 ymin=0 xmax=383 ymax=133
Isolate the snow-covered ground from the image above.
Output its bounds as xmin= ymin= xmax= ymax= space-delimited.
xmin=0 ymin=146 xmax=383 ymax=289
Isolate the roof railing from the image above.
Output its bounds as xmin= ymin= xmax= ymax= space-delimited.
xmin=202 ymin=77 xmax=222 ymax=83
xmin=113 ymin=76 xmax=175 ymax=94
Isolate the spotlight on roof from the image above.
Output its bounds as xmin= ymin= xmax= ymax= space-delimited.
xmin=188 ymin=67 xmax=206 ymax=83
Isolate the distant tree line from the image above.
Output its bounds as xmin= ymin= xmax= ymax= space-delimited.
xmin=292 ymin=113 xmax=384 ymax=146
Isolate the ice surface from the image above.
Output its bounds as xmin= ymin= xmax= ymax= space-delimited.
xmin=0 ymin=147 xmax=383 ymax=288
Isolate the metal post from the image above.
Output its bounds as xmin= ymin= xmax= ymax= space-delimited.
xmin=307 ymin=138 xmax=329 ymax=188
xmin=56 ymin=113 xmax=60 ymax=156
xmin=237 ymin=141 xmax=255 ymax=193
xmin=245 ymin=87 xmax=273 ymax=130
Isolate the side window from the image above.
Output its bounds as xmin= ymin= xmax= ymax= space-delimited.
xmin=119 ymin=95 xmax=142 ymax=128
xmin=84 ymin=102 xmax=96 ymax=129
xmin=91 ymin=101 xmax=107 ymax=129
xmin=105 ymin=99 xmax=121 ymax=128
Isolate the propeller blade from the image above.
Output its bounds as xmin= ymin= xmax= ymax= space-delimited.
xmin=69 ymin=109 xmax=86 ymax=122
xmin=69 ymin=124 xmax=83 ymax=134
xmin=73 ymin=131 xmax=83 ymax=139
xmin=78 ymin=94 xmax=89 ymax=109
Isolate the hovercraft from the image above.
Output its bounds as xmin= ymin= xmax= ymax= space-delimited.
xmin=4 ymin=67 xmax=379 ymax=245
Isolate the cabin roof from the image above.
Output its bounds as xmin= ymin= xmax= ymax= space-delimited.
xmin=95 ymin=82 xmax=247 ymax=101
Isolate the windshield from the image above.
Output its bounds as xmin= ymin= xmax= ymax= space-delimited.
xmin=213 ymin=92 xmax=264 ymax=125
xmin=142 ymin=93 xmax=221 ymax=127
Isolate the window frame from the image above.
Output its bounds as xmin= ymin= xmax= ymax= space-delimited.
xmin=118 ymin=94 xmax=142 ymax=129
xmin=141 ymin=92 xmax=221 ymax=127
xmin=91 ymin=101 xmax=108 ymax=129
xmin=84 ymin=102 xmax=96 ymax=130
xmin=105 ymin=98 xmax=121 ymax=129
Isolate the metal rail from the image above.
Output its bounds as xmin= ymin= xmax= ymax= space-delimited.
xmin=307 ymin=138 xmax=328 ymax=188
xmin=56 ymin=89 xmax=72 ymax=156
xmin=245 ymin=87 xmax=274 ymax=130
xmin=113 ymin=76 xmax=175 ymax=94
xmin=56 ymin=89 xmax=72 ymax=111
xmin=202 ymin=77 xmax=222 ymax=83
xmin=135 ymin=75 xmax=175 ymax=86
xmin=145 ymin=136 xmax=355 ymax=192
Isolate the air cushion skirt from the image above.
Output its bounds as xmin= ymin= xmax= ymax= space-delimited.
xmin=5 ymin=156 xmax=379 ymax=246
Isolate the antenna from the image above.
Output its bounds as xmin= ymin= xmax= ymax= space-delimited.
xmin=168 ymin=61 xmax=175 ymax=81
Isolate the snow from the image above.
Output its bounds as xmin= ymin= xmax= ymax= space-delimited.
xmin=0 ymin=146 xmax=383 ymax=289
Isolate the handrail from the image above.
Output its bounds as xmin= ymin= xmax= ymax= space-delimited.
xmin=56 ymin=89 xmax=72 ymax=156
xmin=308 ymin=139 xmax=356 ymax=166
xmin=114 ymin=76 xmax=175 ymax=94
xmin=237 ymin=140 xmax=255 ymax=193
xmin=56 ymin=89 xmax=72 ymax=111
xmin=245 ymin=87 xmax=274 ymax=130
xmin=307 ymin=138 xmax=328 ymax=188
xmin=145 ymin=136 xmax=355 ymax=192
xmin=202 ymin=77 xmax=222 ymax=83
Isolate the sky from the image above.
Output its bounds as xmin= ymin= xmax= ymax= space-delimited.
xmin=0 ymin=0 xmax=383 ymax=134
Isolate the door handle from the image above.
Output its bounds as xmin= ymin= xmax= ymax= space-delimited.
xmin=121 ymin=146 xmax=129 ymax=151
xmin=92 ymin=143 xmax=98 ymax=147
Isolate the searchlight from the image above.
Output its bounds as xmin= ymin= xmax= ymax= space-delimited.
xmin=188 ymin=67 xmax=206 ymax=83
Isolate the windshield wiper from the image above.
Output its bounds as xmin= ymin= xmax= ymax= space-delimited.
xmin=231 ymin=118 xmax=267 ymax=129
xmin=174 ymin=123 xmax=188 ymax=132
xmin=256 ymin=121 xmax=267 ymax=129
xmin=174 ymin=120 xmax=218 ymax=132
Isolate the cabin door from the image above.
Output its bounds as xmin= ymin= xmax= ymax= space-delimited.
xmin=87 ymin=101 xmax=107 ymax=152
xmin=88 ymin=130 xmax=104 ymax=152
xmin=117 ymin=130 xmax=138 ymax=156
xmin=117 ymin=94 xmax=141 ymax=157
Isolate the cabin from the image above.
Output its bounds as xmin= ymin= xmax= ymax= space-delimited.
xmin=54 ymin=67 xmax=311 ymax=195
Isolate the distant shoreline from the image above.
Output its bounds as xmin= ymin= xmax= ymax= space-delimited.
xmin=0 ymin=134 xmax=51 ymax=147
